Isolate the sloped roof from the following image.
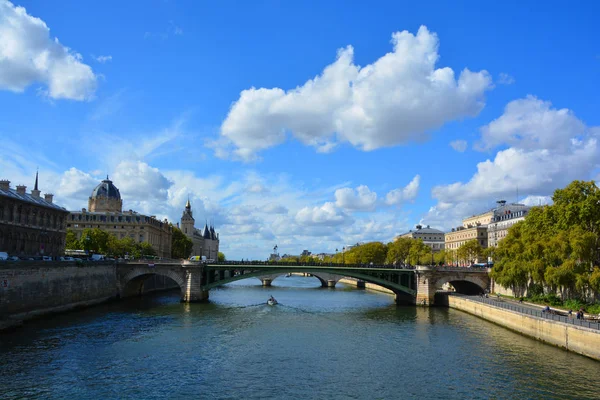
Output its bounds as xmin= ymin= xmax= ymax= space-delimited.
xmin=0 ymin=187 xmax=67 ymax=212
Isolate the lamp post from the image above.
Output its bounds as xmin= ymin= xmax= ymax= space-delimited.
xmin=342 ymin=246 xmax=346 ymax=264
xmin=431 ymin=247 xmax=434 ymax=266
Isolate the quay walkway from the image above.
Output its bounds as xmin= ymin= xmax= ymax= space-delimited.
xmin=455 ymin=294 xmax=600 ymax=331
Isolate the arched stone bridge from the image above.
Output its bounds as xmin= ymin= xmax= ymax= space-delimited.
xmin=116 ymin=262 xmax=490 ymax=305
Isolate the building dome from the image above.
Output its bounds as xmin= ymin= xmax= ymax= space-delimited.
xmin=91 ymin=177 xmax=121 ymax=200
xmin=88 ymin=176 xmax=123 ymax=213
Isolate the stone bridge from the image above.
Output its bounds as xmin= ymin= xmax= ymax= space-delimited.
xmin=415 ymin=266 xmax=491 ymax=305
xmin=117 ymin=262 xmax=490 ymax=306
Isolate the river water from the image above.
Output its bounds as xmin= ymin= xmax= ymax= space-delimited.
xmin=1 ymin=276 xmax=599 ymax=399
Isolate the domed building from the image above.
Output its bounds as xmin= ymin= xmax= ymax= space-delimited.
xmin=88 ymin=176 xmax=122 ymax=212
xmin=67 ymin=177 xmax=172 ymax=258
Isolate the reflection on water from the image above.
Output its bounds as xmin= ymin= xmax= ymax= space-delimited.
xmin=1 ymin=275 xmax=598 ymax=399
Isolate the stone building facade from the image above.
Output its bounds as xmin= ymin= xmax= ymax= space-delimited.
xmin=0 ymin=175 xmax=69 ymax=257
xmin=487 ymin=201 xmax=530 ymax=247
xmin=180 ymin=200 xmax=219 ymax=260
xmin=396 ymin=224 xmax=445 ymax=252
xmin=67 ymin=177 xmax=172 ymax=258
xmin=445 ymin=225 xmax=488 ymax=254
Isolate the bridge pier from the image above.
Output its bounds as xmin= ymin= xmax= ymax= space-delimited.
xmin=182 ymin=269 xmax=209 ymax=302
xmin=326 ymin=280 xmax=336 ymax=288
xmin=261 ymin=278 xmax=272 ymax=287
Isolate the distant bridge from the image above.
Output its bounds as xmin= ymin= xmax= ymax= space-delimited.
xmin=117 ymin=261 xmax=490 ymax=305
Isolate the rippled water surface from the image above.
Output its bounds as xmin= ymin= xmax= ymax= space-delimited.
xmin=1 ymin=276 xmax=599 ymax=399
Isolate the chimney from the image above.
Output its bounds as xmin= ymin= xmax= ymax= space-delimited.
xmin=16 ymin=185 xmax=26 ymax=195
xmin=0 ymin=180 xmax=9 ymax=190
xmin=44 ymin=193 xmax=54 ymax=203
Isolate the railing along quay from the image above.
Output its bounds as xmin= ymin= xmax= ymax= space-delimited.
xmin=458 ymin=295 xmax=600 ymax=331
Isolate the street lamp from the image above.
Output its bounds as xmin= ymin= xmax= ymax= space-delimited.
xmin=342 ymin=246 xmax=346 ymax=264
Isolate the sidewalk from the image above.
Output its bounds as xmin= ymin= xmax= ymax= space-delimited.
xmin=456 ymin=294 xmax=600 ymax=331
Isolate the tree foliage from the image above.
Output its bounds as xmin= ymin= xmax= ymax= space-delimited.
xmin=65 ymin=228 xmax=157 ymax=259
xmin=218 ymin=252 xmax=226 ymax=262
xmin=171 ymin=227 xmax=194 ymax=259
xmin=491 ymin=180 xmax=600 ymax=300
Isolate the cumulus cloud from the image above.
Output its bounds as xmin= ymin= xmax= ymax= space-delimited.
xmin=335 ymin=185 xmax=377 ymax=211
xmin=0 ymin=0 xmax=97 ymax=100
xmin=477 ymin=96 xmax=587 ymax=152
xmin=217 ymin=26 xmax=492 ymax=160
xmin=57 ymin=168 xmax=98 ymax=200
xmin=295 ymin=202 xmax=353 ymax=227
xmin=450 ymin=139 xmax=468 ymax=152
xmin=423 ymin=96 xmax=599 ymax=229
xmin=112 ymin=160 xmax=172 ymax=202
xmin=385 ymin=175 xmax=420 ymax=205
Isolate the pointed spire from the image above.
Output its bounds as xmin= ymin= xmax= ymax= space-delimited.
xmin=34 ymin=168 xmax=39 ymax=191
xmin=185 ymin=195 xmax=191 ymax=209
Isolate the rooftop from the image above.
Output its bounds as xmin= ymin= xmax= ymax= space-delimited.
xmin=0 ymin=183 xmax=67 ymax=212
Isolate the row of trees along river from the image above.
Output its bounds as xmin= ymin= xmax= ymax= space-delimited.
xmin=65 ymin=226 xmax=225 ymax=261
xmin=491 ymin=180 xmax=600 ymax=312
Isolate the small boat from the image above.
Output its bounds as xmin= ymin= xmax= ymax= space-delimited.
xmin=267 ymin=297 xmax=278 ymax=306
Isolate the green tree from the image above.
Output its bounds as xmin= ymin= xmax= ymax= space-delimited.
xmin=344 ymin=242 xmax=387 ymax=264
xmin=171 ymin=227 xmax=194 ymax=259
xmin=385 ymin=237 xmax=413 ymax=265
xmin=65 ymin=229 xmax=80 ymax=250
xmin=408 ymin=239 xmax=429 ymax=265
xmin=434 ymin=249 xmax=450 ymax=265
xmin=218 ymin=252 xmax=226 ymax=262
xmin=457 ymin=239 xmax=483 ymax=266
xmin=492 ymin=180 xmax=600 ymax=301
xmin=79 ymin=228 xmax=111 ymax=254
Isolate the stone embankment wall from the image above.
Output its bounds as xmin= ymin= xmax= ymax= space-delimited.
xmin=338 ymin=277 xmax=395 ymax=295
xmin=448 ymin=295 xmax=600 ymax=361
xmin=0 ymin=262 xmax=179 ymax=325
xmin=0 ymin=262 xmax=118 ymax=320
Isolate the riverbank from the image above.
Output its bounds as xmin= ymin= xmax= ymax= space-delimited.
xmin=0 ymin=262 xmax=178 ymax=332
xmin=447 ymin=295 xmax=600 ymax=361
xmin=338 ymin=277 xmax=395 ymax=295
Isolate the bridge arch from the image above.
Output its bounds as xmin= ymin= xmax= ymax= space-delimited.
xmin=433 ymin=275 xmax=488 ymax=295
xmin=120 ymin=267 xmax=186 ymax=298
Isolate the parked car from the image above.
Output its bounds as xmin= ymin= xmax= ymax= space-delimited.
xmin=59 ymin=257 xmax=75 ymax=261
xmin=0 ymin=252 xmax=8 ymax=261
xmin=42 ymin=256 xmax=52 ymax=261
xmin=7 ymin=256 xmax=19 ymax=261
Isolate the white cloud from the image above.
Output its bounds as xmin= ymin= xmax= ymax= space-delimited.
xmin=295 ymin=202 xmax=353 ymax=227
xmin=450 ymin=139 xmax=468 ymax=152
xmin=498 ymin=72 xmax=515 ymax=85
xmin=423 ymin=96 xmax=599 ymax=230
xmin=335 ymin=185 xmax=377 ymax=211
xmin=217 ymin=25 xmax=492 ymax=161
xmin=57 ymin=168 xmax=98 ymax=201
xmin=112 ymin=160 xmax=172 ymax=202
xmin=0 ymin=0 xmax=97 ymax=100
xmin=432 ymin=142 xmax=598 ymax=204
xmin=477 ymin=96 xmax=587 ymax=152
xmin=95 ymin=55 xmax=112 ymax=63
xmin=521 ymin=195 xmax=553 ymax=207
xmin=385 ymin=175 xmax=421 ymax=205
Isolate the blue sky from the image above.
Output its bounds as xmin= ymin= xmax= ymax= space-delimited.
xmin=1 ymin=0 xmax=599 ymax=259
